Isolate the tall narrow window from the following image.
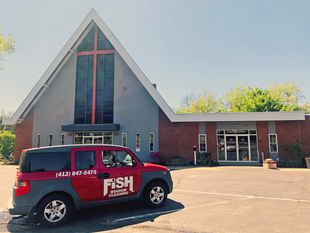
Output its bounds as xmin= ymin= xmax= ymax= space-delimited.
xmin=199 ymin=134 xmax=207 ymax=152
xmin=61 ymin=134 xmax=65 ymax=145
xmin=36 ymin=134 xmax=41 ymax=147
xmin=75 ymin=24 xmax=115 ymax=125
xmin=269 ymin=134 xmax=278 ymax=153
xmin=48 ymin=134 xmax=53 ymax=146
xmin=149 ymin=132 xmax=154 ymax=152
xmin=122 ymin=133 xmax=127 ymax=147
xmin=136 ymin=133 xmax=141 ymax=152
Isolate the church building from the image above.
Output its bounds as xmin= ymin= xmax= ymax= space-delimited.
xmin=3 ymin=10 xmax=310 ymax=164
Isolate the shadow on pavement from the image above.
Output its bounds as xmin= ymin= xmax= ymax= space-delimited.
xmin=5 ymin=199 xmax=184 ymax=232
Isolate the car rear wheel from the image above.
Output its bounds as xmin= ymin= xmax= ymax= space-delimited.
xmin=144 ymin=181 xmax=167 ymax=208
xmin=36 ymin=194 xmax=72 ymax=227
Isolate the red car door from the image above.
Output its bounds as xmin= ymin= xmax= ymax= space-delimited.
xmin=71 ymin=147 xmax=100 ymax=203
xmin=97 ymin=148 xmax=142 ymax=200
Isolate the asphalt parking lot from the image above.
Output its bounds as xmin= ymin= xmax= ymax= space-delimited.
xmin=1 ymin=164 xmax=310 ymax=233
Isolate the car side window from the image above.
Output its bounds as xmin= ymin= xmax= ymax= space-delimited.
xmin=101 ymin=150 xmax=134 ymax=168
xmin=22 ymin=152 xmax=71 ymax=173
xmin=75 ymin=151 xmax=96 ymax=170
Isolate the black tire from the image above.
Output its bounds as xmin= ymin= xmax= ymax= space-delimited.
xmin=144 ymin=181 xmax=167 ymax=208
xmin=36 ymin=194 xmax=72 ymax=227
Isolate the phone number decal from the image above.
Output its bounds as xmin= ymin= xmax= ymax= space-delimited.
xmin=56 ymin=170 xmax=97 ymax=178
xmin=56 ymin=171 xmax=71 ymax=178
xmin=72 ymin=170 xmax=97 ymax=176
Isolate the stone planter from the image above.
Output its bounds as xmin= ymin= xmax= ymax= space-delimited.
xmin=305 ymin=157 xmax=310 ymax=169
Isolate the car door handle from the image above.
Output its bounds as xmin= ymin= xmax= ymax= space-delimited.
xmin=97 ymin=173 xmax=110 ymax=179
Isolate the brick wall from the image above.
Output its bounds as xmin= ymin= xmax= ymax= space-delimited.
xmin=178 ymin=122 xmax=199 ymax=160
xmin=158 ymin=108 xmax=198 ymax=162
xmin=14 ymin=108 xmax=34 ymax=161
xmin=158 ymin=108 xmax=180 ymax=161
xmin=300 ymin=116 xmax=310 ymax=156
xmin=277 ymin=121 xmax=302 ymax=160
xmin=257 ymin=122 xmax=269 ymax=162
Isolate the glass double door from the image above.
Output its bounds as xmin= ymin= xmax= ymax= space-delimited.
xmin=226 ymin=135 xmax=250 ymax=161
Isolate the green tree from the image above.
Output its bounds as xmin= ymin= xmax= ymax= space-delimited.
xmin=0 ymin=111 xmax=16 ymax=134
xmin=175 ymin=82 xmax=305 ymax=114
xmin=225 ymin=85 xmax=286 ymax=112
xmin=175 ymin=90 xmax=224 ymax=113
xmin=268 ymin=81 xmax=303 ymax=108
xmin=0 ymin=131 xmax=15 ymax=160
xmin=0 ymin=25 xmax=16 ymax=69
xmin=300 ymin=103 xmax=310 ymax=114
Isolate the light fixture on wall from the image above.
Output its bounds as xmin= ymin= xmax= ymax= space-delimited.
xmin=233 ymin=124 xmax=239 ymax=127
xmin=124 ymin=83 xmax=127 ymax=90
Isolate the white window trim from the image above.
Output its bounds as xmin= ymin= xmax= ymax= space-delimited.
xmin=74 ymin=131 xmax=113 ymax=144
xmin=199 ymin=134 xmax=207 ymax=152
xmin=269 ymin=134 xmax=278 ymax=153
xmin=149 ymin=132 xmax=154 ymax=152
xmin=48 ymin=134 xmax=53 ymax=146
xmin=36 ymin=134 xmax=41 ymax=147
xmin=136 ymin=132 xmax=141 ymax=152
xmin=61 ymin=133 xmax=65 ymax=145
xmin=122 ymin=132 xmax=127 ymax=147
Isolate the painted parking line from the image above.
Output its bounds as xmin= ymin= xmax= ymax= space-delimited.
xmin=278 ymin=168 xmax=310 ymax=171
xmin=111 ymin=209 xmax=183 ymax=223
xmin=174 ymin=189 xmax=310 ymax=203
xmin=186 ymin=167 xmax=223 ymax=171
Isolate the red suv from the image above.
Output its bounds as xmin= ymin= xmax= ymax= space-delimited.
xmin=8 ymin=145 xmax=173 ymax=227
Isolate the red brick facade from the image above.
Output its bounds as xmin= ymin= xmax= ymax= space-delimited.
xmin=277 ymin=121 xmax=302 ymax=160
xmin=257 ymin=122 xmax=269 ymax=162
xmin=159 ymin=110 xmax=310 ymax=163
xmin=14 ymin=108 xmax=34 ymax=161
xmin=300 ymin=116 xmax=310 ymax=156
xmin=158 ymin=108 xmax=218 ymax=162
xmin=158 ymin=108 xmax=198 ymax=162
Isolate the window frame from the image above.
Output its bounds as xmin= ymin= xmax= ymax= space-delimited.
xmin=75 ymin=25 xmax=115 ymax=125
xmin=48 ymin=134 xmax=53 ymax=147
xmin=74 ymin=131 xmax=113 ymax=145
xmin=122 ymin=133 xmax=127 ymax=147
xmin=199 ymin=134 xmax=207 ymax=152
xmin=149 ymin=132 xmax=154 ymax=152
xmin=61 ymin=133 xmax=65 ymax=145
xmin=269 ymin=134 xmax=278 ymax=153
xmin=36 ymin=134 xmax=41 ymax=148
xmin=136 ymin=132 xmax=141 ymax=152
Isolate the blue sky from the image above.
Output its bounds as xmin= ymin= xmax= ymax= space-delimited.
xmin=0 ymin=0 xmax=309 ymax=114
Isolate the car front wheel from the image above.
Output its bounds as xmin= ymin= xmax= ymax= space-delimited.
xmin=36 ymin=194 xmax=72 ymax=227
xmin=144 ymin=181 xmax=167 ymax=208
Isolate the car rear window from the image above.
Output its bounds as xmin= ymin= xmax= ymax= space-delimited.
xmin=20 ymin=151 xmax=71 ymax=173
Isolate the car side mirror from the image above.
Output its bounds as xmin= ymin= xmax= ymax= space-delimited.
xmin=132 ymin=160 xmax=137 ymax=167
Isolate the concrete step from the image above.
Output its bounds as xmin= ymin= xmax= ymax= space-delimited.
xmin=219 ymin=161 xmax=262 ymax=166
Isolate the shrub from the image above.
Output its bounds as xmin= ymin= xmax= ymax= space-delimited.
xmin=150 ymin=152 xmax=162 ymax=164
xmin=279 ymin=159 xmax=302 ymax=168
xmin=281 ymin=139 xmax=303 ymax=160
xmin=170 ymin=156 xmax=190 ymax=166
xmin=198 ymin=152 xmax=212 ymax=165
xmin=0 ymin=131 xmax=15 ymax=161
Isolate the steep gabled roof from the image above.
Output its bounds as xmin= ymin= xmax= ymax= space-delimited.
xmin=2 ymin=9 xmax=305 ymax=125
